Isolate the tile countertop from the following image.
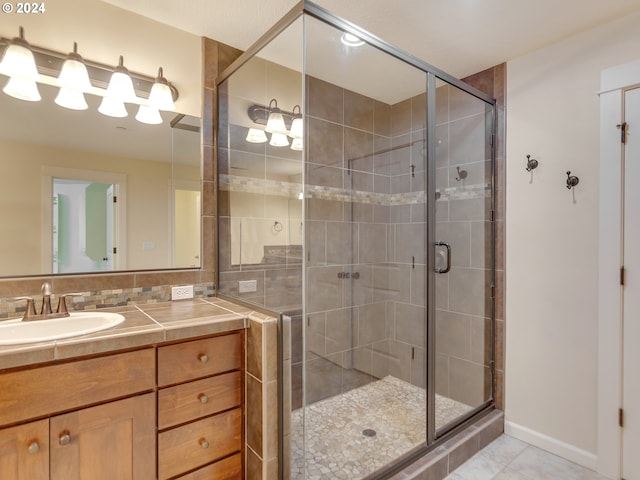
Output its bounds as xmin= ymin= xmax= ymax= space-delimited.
xmin=0 ymin=297 xmax=271 ymax=371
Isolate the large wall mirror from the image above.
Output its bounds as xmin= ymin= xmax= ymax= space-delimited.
xmin=0 ymin=83 xmax=201 ymax=277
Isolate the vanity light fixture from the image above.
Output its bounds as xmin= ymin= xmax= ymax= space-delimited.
xmin=0 ymin=30 xmax=179 ymax=124
xmin=264 ymin=98 xmax=287 ymax=134
xmin=246 ymin=127 xmax=268 ymax=143
xmin=0 ymin=27 xmax=40 ymax=101
xmin=148 ymin=67 xmax=175 ymax=111
xmin=55 ymin=42 xmax=92 ymax=110
xmin=104 ymin=56 xmax=137 ymax=103
xmin=341 ymin=32 xmax=364 ymax=47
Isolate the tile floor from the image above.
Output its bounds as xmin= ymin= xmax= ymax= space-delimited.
xmin=290 ymin=375 xmax=472 ymax=479
xmin=446 ymin=434 xmax=609 ymax=480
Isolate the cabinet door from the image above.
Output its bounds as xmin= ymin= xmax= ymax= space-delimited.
xmin=0 ymin=419 xmax=48 ymax=480
xmin=50 ymin=393 xmax=156 ymax=480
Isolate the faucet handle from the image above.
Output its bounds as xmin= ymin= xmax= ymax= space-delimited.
xmin=56 ymin=293 xmax=82 ymax=315
xmin=14 ymin=296 xmax=37 ymax=321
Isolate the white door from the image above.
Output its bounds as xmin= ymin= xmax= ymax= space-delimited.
xmin=623 ymin=86 xmax=640 ymax=480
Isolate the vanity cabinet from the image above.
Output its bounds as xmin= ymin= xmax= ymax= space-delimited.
xmin=157 ymin=332 xmax=243 ymax=480
xmin=0 ymin=419 xmax=48 ymax=480
xmin=0 ymin=349 xmax=156 ymax=480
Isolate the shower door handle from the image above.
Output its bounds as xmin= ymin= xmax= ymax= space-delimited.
xmin=435 ymin=241 xmax=451 ymax=274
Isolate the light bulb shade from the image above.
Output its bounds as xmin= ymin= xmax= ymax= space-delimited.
xmin=269 ymin=132 xmax=289 ymax=147
xmin=57 ymin=59 xmax=92 ymax=91
xmin=290 ymin=137 xmax=304 ymax=151
xmin=289 ymin=117 xmax=303 ymax=139
xmin=148 ymin=82 xmax=175 ymax=111
xmin=135 ymin=104 xmax=162 ymax=124
xmin=106 ymin=70 xmax=137 ymax=103
xmin=55 ymin=87 xmax=88 ymax=110
xmin=246 ymin=128 xmax=268 ymax=143
xmin=98 ymin=95 xmax=128 ymax=117
xmin=0 ymin=43 xmax=38 ymax=79
xmin=3 ymin=76 xmax=40 ymax=101
xmin=265 ymin=111 xmax=287 ymax=134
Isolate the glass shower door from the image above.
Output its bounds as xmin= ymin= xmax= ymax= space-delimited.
xmin=300 ymin=15 xmax=429 ymax=479
xmin=433 ymin=79 xmax=494 ymax=434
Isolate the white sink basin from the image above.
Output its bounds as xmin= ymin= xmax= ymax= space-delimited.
xmin=0 ymin=312 xmax=125 ymax=345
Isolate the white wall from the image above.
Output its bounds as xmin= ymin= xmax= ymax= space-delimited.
xmin=506 ymin=10 xmax=640 ymax=471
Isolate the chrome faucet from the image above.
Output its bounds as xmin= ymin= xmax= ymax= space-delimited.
xmin=16 ymin=282 xmax=76 ymax=322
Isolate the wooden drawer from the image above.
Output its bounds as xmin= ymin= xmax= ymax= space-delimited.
xmin=157 ymin=333 xmax=242 ymax=387
xmin=0 ymin=349 xmax=155 ymax=427
xmin=158 ymin=408 xmax=242 ymax=480
xmin=176 ymin=452 xmax=242 ymax=479
xmin=158 ymin=371 xmax=241 ymax=430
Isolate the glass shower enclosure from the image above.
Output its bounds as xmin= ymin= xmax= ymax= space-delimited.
xmin=217 ymin=2 xmax=495 ymax=478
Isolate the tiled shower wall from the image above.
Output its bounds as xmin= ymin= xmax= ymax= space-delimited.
xmin=304 ymin=77 xmax=428 ymax=405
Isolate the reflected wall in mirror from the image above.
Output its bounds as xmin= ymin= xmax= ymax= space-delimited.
xmin=0 ymin=81 xmax=201 ymax=276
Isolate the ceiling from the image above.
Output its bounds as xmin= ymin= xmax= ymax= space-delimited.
xmin=101 ymin=0 xmax=640 ymax=80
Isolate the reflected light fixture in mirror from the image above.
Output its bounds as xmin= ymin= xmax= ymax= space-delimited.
xmin=135 ymin=104 xmax=162 ymax=124
xmin=290 ymin=137 xmax=303 ymax=151
xmin=270 ymin=131 xmax=289 ymax=147
xmin=0 ymin=27 xmax=40 ymax=101
xmin=246 ymin=127 xmax=268 ymax=143
xmin=264 ymin=98 xmax=287 ymax=134
xmin=98 ymin=95 xmax=128 ymax=117
xmin=289 ymin=105 xmax=303 ymax=138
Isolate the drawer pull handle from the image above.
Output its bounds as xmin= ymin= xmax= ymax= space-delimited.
xmin=198 ymin=354 xmax=209 ymax=363
xmin=198 ymin=393 xmax=209 ymax=404
xmin=199 ymin=438 xmax=209 ymax=449
xmin=59 ymin=431 xmax=71 ymax=446
xmin=27 ymin=441 xmax=40 ymax=454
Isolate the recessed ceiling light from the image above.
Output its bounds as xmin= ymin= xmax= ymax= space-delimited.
xmin=341 ymin=32 xmax=364 ymax=47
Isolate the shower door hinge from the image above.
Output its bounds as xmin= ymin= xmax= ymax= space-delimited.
xmin=619 ymin=408 xmax=625 ymax=428
xmin=490 ymin=133 xmax=495 ymax=147
xmin=490 ymin=284 xmax=496 ymax=298
xmin=113 ymin=247 xmax=117 ymax=254
xmin=490 ymin=210 xmax=496 ymax=222
xmin=621 ymin=267 xmax=626 ymax=286
xmin=113 ymin=196 xmax=117 ymax=203
xmin=617 ymin=122 xmax=627 ymax=144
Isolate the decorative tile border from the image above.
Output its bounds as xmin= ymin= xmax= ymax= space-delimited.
xmin=219 ymin=174 xmax=490 ymax=205
xmin=0 ymin=282 xmax=215 ymax=320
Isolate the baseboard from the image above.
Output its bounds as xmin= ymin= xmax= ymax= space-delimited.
xmin=504 ymin=420 xmax=598 ymax=471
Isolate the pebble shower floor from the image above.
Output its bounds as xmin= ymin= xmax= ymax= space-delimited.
xmin=290 ymin=375 xmax=472 ymax=479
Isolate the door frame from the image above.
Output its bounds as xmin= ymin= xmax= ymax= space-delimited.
xmin=598 ymin=59 xmax=640 ymax=479
xmin=42 ymin=166 xmax=127 ymax=272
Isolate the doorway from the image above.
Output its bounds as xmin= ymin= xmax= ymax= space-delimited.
xmin=622 ymin=85 xmax=640 ymax=480
xmin=597 ymin=59 xmax=640 ymax=480
xmin=42 ymin=166 xmax=127 ymax=273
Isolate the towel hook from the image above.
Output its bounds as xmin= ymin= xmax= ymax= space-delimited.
xmin=273 ymin=221 xmax=283 ymax=232
xmin=455 ymin=166 xmax=468 ymax=182
xmin=526 ymin=154 xmax=539 ymax=172
xmin=566 ymin=171 xmax=579 ymax=190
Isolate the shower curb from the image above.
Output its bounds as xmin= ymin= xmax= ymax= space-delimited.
xmin=391 ymin=410 xmax=504 ymax=479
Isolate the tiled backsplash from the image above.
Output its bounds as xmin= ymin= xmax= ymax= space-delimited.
xmin=0 ymin=282 xmax=215 ymax=320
